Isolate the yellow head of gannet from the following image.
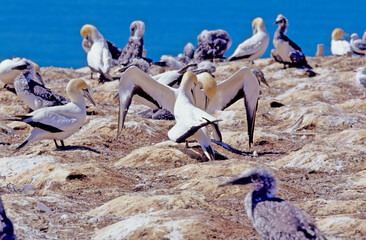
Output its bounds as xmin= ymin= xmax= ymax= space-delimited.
xmin=198 ymin=72 xmax=217 ymax=99
xmin=66 ymin=78 xmax=96 ymax=105
xmin=80 ymin=24 xmax=98 ymax=39
xmin=252 ymin=17 xmax=266 ymax=33
xmin=332 ymin=28 xmax=348 ymax=40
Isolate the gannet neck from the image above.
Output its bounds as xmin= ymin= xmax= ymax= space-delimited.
xmin=180 ymin=71 xmax=197 ymax=97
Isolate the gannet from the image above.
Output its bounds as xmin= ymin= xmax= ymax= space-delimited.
xmin=82 ymin=38 xmax=122 ymax=66
xmin=228 ymin=17 xmax=270 ymax=62
xmin=350 ymin=33 xmax=366 ymax=56
xmin=193 ymin=70 xmax=259 ymax=148
xmin=272 ymin=14 xmax=316 ymax=77
xmin=355 ymin=67 xmax=366 ymax=99
xmin=331 ymin=28 xmax=351 ymax=56
xmin=9 ymin=78 xmax=95 ymax=150
xmin=117 ymin=67 xmax=222 ymax=160
xmin=118 ymin=20 xmax=150 ymax=66
xmin=220 ymin=167 xmax=327 ymax=240
xmin=177 ymin=42 xmax=195 ymax=64
xmin=153 ymin=55 xmax=184 ymax=70
xmin=194 ymin=29 xmax=232 ymax=60
xmin=363 ymin=31 xmax=366 ymax=41
xmin=0 ymin=58 xmax=45 ymax=93
xmin=0 ymin=197 xmax=16 ymax=240
xmin=12 ymin=60 xmax=68 ymax=110
xmin=80 ymin=24 xmax=114 ymax=83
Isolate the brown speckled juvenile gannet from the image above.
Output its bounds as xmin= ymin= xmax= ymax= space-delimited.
xmin=220 ymin=167 xmax=327 ymax=240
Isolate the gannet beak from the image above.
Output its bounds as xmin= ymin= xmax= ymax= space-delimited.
xmin=36 ymin=72 xmax=46 ymax=86
xmin=219 ymin=176 xmax=252 ymax=187
xmin=191 ymin=87 xmax=196 ymax=106
xmin=82 ymin=89 xmax=96 ymax=106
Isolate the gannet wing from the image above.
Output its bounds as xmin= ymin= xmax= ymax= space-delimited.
xmin=229 ymin=36 xmax=263 ymax=61
xmin=254 ymin=200 xmax=327 ymax=239
xmin=27 ymin=80 xmax=68 ymax=106
xmin=354 ymin=40 xmax=366 ymax=51
xmin=207 ymin=67 xmax=260 ymax=147
xmin=168 ymin=118 xmax=221 ymax=143
xmin=106 ymin=40 xmax=122 ymax=60
xmin=11 ymin=108 xmax=79 ymax=133
xmin=117 ymin=66 xmax=177 ymax=138
xmin=282 ymin=35 xmax=302 ymax=51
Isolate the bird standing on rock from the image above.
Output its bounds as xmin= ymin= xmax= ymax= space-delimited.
xmin=80 ymin=24 xmax=114 ymax=83
xmin=220 ymin=167 xmax=327 ymax=240
xmin=8 ymin=78 xmax=95 ymax=151
xmin=228 ymin=17 xmax=269 ymax=62
xmin=271 ymin=14 xmax=316 ymax=77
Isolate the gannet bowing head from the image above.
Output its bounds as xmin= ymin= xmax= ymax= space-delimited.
xmin=332 ymin=28 xmax=348 ymax=40
xmin=221 ymin=167 xmax=277 ymax=198
xmin=198 ymin=72 xmax=217 ymax=99
xmin=130 ymin=20 xmax=145 ymax=38
xmin=80 ymin=24 xmax=98 ymax=40
xmin=66 ymin=78 xmax=96 ymax=106
xmin=252 ymin=17 xmax=266 ymax=33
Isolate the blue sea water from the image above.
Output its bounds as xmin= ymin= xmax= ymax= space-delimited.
xmin=0 ymin=0 xmax=365 ymax=68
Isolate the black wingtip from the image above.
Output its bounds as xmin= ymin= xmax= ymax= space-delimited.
xmin=16 ymin=140 xmax=28 ymax=150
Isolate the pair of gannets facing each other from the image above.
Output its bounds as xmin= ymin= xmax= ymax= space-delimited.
xmin=9 ymin=78 xmax=95 ymax=151
xmin=118 ymin=68 xmax=222 ymax=160
xmin=228 ymin=17 xmax=270 ymax=62
xmin=117 ymin=66 xmax=259 ymax=159
xmin=80 ymin=24 xmax=114 ymax=83
xmin=0 ymin=58 xmax=45 ymax=93
xmin=350 ymin=33 xmax=366 ymax=56
xmin=0 ymin=197 xmax=16 ymax=240
xmin=220 ymin=167 xmax=327 ymax=240
xmin=11 ymin=59 xmax=69 ymax=110
xmin=271 ymin=14 xmax=316 ymax=77
xmin=331 ymin=28 xmax=351 ymax=56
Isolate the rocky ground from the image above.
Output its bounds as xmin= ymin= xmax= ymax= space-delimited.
xmin=0 ymin=56 xmax=365 ymax=239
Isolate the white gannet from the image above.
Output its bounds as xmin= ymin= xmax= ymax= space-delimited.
xmin=350 ymin=33 xmax=366 ymax=56
xmin=193 ymin=70 xmax=259 ymax=148
xmin=118 ymin=20 xmax=149 ymax=66
xmin=331 ymin=28 xmax=351 ymax=56
xmin=355 ymin=67 xmax=366 ymax=99
xmin=80 ymin=24 xmax=114 ymax=83
xmin=13 ymin=60 xmax=69 ymax=110
xmin=0 ymin=58 xmax=45 ymax=93
xmin=272 ymin=14 xmax=316 ymax=77
xmin=9 ymin=78 xmax=96 ymax=150
xmin=220 ymin=167 xmax=327 ymax=240
xmin=117 ymin=67 xmax=222 ymax=161
xmin=194 ymin=29 xmax=232 ymax=61
xmin=0 ymin=197 xmax=15 ymax=240
xmin=228 ymin=17 xmax=270 ymax=62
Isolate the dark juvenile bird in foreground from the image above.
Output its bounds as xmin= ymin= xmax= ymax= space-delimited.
xmin=0 ymin=197 xmax=16 ymax=240
xmin=272 ymin=14 xmax=316 ymax=77
xmin=194 ymin=29 xmax=232 ymax=61
xmin=220 ymin=167 xmax=327 ymax=240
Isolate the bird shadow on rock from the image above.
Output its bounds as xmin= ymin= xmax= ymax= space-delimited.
xmin=212 ymin=140 xmax=286 ymax=156
xmin=54 ymin=145 xmax=101 ymax=154
xmin=37 ymin=145 xmax=101 ymax=155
